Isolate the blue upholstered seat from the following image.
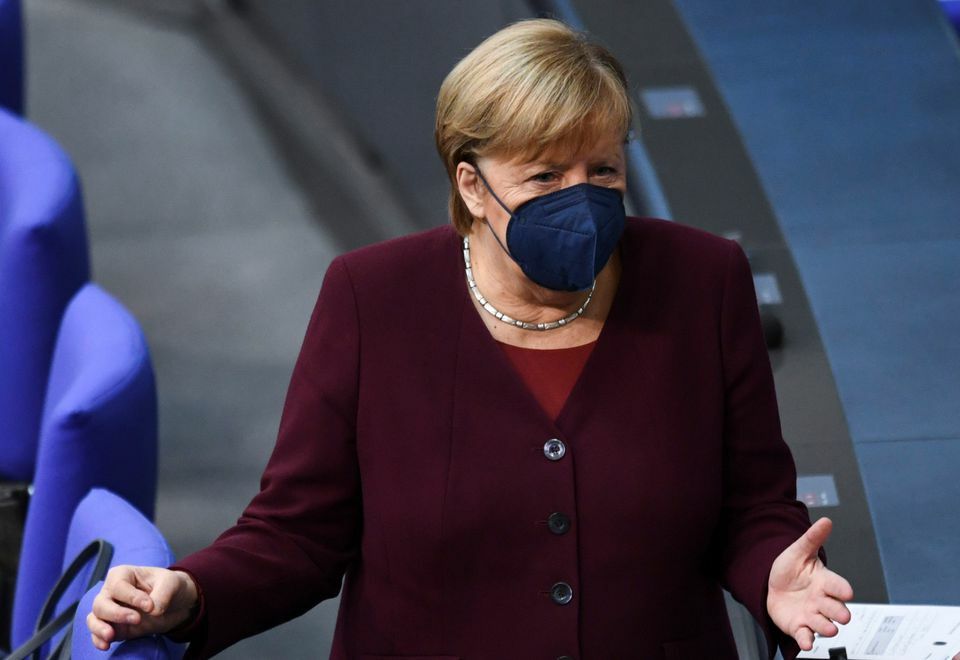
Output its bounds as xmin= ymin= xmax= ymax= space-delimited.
xmin=10 ymin=284 xmax=158 ymax=648
xmin=67 ymin=489 xmax=185 ymax=659
xmin=0 ymin=108 xmax=89 ymax=481
xmin=63 ymin=490 xmax=174 ymax=613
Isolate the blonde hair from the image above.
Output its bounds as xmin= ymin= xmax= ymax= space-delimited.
xmin=435 ymin=19 xmax=632 ymax=234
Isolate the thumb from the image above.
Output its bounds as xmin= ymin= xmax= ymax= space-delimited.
xmin=786 ymin=517 xmax=832 ymax=563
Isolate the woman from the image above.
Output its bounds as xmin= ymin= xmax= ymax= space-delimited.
xmin=88 ymin=19 xmax=853 ymax=659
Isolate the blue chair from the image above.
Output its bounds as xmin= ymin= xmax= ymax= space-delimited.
xmin=10 ymin=284 xmax=158 ymax=648
xmin=941 ymin=0 xmax=960 ymax=32
xmin=0 ymin=0 xmax=24 ymax=114
xmin=66 ymin=489 xmax=184 ymax=659
xmin=63 ymin=490 xmax=174 ymax=618
xmin=6 ymin=490 xmax=183 ymax=659
xmin=0 ymin=108 xmax=89 ymax=481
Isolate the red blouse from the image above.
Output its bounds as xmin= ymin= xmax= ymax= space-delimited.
xmin=497 ymin=340 xmax=597 ymax=421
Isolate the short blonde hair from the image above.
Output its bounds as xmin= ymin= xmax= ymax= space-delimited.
xmin=435 ymin=19 xmax=632 ymax=234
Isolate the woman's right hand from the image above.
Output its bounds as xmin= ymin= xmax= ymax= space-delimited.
xmin=87 ymin=565 xmax=199 ymax=650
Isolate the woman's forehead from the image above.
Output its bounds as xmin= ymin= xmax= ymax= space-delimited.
xmin=504 ymin=136 xmax=626 ymax=168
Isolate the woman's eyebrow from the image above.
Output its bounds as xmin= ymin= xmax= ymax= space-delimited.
xmin=525 ymin=160 xmax=567 ymax=170
xmin=512 ymin=161 xmax=564 ymax=176
xmin=518 ymin=152 xmax=624 ymax=173
xmin=590 ymin=154 xmax=625 ymax=166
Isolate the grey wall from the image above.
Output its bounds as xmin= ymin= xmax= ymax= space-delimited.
xmin=247 ymin=0 xmax=534 ymax=228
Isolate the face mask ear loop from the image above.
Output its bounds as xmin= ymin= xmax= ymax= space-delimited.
xmin=473 ymin=166 xmax=516 ymax=259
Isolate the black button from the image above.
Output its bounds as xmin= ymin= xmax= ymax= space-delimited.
xmin=547 ymin=512 xmax=571 ymax=535
xmin=543 ymin=438 xmax=566 ymax=461
xmin=550 ymin=581 xmax=573 ymax=605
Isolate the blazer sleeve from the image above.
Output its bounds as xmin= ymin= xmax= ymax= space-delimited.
xmin=170 ymin=256 xmax=362 ymax=658
xmin=714 ymin=241 xmax=812 ymax=660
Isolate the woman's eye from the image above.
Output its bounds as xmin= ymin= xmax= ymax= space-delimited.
xmin=530 ymin=171 xmax=559 ymax=184
xmin=593 ymin=166 xmax=619 ymax=177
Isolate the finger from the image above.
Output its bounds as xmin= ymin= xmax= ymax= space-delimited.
xmin=86 ymin=612 xmax=115 ymax=646
xmin=779 ymin=518 xmax=833 ymax=568
xmin=817 ymin=596 xmax=852 ymax=625
xmin=822 ymin=571 xmax=854 ymax=602
xmin=795 ymin=625 xmax=815 ymax=651
xmin=92 ymin=593 xmax=142 ymax=625
xmin=91 ymin=632 xmax=110 ymax=652
xmin=106 ymin=576 xmax=154 ymax=612
xmin=794 ymin=518 xmax=833 ymax=559
xmin=807 ymin=612 xmax=840 ymax=638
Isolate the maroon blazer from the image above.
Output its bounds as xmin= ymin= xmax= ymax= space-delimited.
xmin=174 ymin=218 xmax=812 ymax=659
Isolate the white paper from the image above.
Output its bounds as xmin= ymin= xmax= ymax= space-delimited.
xmin=797 ymin=603 xmax=960 ymax=659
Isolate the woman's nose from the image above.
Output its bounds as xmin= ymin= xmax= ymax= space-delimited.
xmin=563 ymin=168 xmax=590 ymax=187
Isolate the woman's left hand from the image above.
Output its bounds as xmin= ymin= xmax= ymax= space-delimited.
xmin=767 ymin=517 xmax=854 ymax=651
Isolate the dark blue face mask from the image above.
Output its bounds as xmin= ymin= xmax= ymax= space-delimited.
xmin=475 ymin=168 xmax=626 ymax=292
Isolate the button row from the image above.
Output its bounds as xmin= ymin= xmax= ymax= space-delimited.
xmin=544 ymin=437 xmax=573 ymax=660
xmin=543 ymin=441 xmax=571 ymax=537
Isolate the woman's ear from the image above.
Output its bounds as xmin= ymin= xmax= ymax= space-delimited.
xmin=456 ymin=161 xmax=486 ymax=219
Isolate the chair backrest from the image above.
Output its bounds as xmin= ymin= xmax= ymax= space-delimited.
xmin=0 ymin=0 xmax=24 ymax=114
xmin=11 ymin=284 xmax=157 ymax=648
xmin=67 ymin=490 xmax=184 ymax=660
xmin=63 ymin=489 xmax=174 ymax=606
xmin=0 ymin=108 xmax=89 ymax=481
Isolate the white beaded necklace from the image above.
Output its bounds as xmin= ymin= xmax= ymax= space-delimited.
xmin=462 ymin=235 xmax=595 ymax=331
